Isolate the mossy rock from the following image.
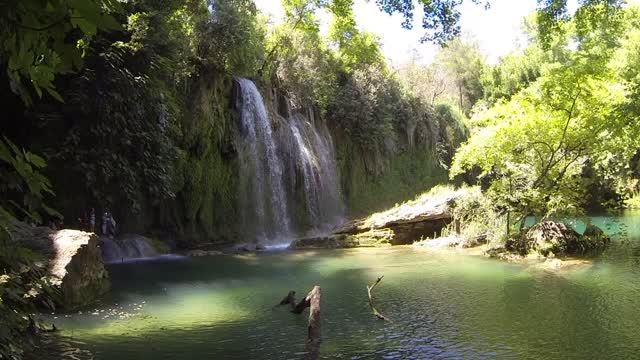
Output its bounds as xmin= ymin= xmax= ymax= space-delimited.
xmin=289 ymin=235 xmax=359 ymax=249
xmin=350 ymin=228 xmax=394 ymax=247
xmin=148 ymin=237 xmax=172 ymax=254
xmin=506 ymin=221 xmax=610 ymax=258
xmin=579 ymin=224 xmax=611 ymax=253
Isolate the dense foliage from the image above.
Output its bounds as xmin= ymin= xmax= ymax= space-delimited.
xmin=452 ymin=2 xmax=640 ymax=232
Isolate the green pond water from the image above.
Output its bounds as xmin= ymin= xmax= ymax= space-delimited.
xmin=42 ymin=213 xmax=640 ymax=359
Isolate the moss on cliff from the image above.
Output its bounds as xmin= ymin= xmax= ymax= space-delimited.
xmin=154 ymin=74 xmax=240 ymax=247
xmin=338 ymin=144 xmax=448 ymax=216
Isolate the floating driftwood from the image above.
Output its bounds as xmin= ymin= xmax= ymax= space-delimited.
xmin=367 ymin=275 xmax=388 ymax=321
xmin=277 ymin=286 xmax=322 ymax=360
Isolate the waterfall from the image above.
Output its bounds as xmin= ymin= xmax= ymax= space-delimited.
xmin=286 ymin=113 xmax=343 ymax=231
xmin=99 ymin=235 xmax=158 ymax=263
xmin=236 ymin=79 xmax=291 ymax=241
xmin=235 ymin=79 xmax=343 ymax=242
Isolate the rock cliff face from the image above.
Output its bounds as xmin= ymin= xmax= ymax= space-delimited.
xmin=47 ymin=230 xmax=110 ymax=310
xmin=291 ymin=189 xmax=464 ymax=249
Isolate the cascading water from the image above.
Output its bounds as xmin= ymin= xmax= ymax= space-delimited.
xmin=236 ymin=78 xmax=291 ymax=241
xmin=235 ymin=79 xmax=344 ymax=242
xmin=100 ymin=235 xmax=159 ymax=263
xmin=285 ymin=112 xmax=343 ymax=232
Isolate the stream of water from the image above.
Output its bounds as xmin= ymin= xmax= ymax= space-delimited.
xmin=41 ymin=212 xmax=640 ymax=359
xmin=235 ymin=79 xmax=343 ymax=242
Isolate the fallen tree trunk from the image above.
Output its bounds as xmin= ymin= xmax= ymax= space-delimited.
xmin=367 ymin=276 xmax=388 ymax=321
xmin=277 ymin=286 xmax=322 ymax=360
xmin=277 ymin=290 xmax=296 ymax=311
xmin=299 ymin=286 xmax=321 ymax=360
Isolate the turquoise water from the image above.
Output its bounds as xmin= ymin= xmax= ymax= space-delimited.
xmin=43 ymin=212 xmax=640 ymax=359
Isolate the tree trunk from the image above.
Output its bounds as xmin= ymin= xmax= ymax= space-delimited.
xmin=303 ymin=286 xmax=321 ymax=360
xmin=279 ymin=286 xmax=322 ymax=360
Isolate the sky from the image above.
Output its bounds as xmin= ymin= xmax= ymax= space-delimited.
xmin=254 ymin=0 xmax=640 ymax=66
xmin=254 ymin=0 xmax=541 ymax=66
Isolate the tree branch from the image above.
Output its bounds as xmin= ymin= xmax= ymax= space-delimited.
xmin=258 ymin=2 xmax=312 ymax=77
xmin=533 ymin=88 xmax=582 ymax=188
xmin=367 ymin=275 xmax=388 ymax=321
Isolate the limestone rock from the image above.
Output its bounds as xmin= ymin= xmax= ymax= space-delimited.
xmin=48 ymin=230 xmax=110 ymax=310
xmin=332 ymin=189 xmax=465 ymax=245
xmin=289 ymin=234 xmax=359 ymax=249
xmin=186 ymin=249 xmax=224 ymax=257
xmin=350 ymin=228 xmax=394 ymax=247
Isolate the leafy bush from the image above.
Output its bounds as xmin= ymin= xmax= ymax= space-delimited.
xmin=0 ymin=139 xmax=58 ymax=360
xmin=444 ymin=186 xmax=506 ymax=246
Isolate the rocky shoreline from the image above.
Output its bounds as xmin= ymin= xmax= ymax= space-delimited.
xmin=290 ymin=189 xmax=464 ymax=249
xmin=289 ymin=188 xmax=612 ymax=268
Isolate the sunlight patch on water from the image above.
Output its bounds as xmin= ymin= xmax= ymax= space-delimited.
xmin=53 ymin=281 xmax=252 ymax=339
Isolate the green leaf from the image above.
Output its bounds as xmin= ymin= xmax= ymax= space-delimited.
xmin=45 ymin=87 xmax=64 ymax=103
xmin=25 ymin=153 xmax=46 ymax=168
xmin=68 ymin=0 xmax=102 ymax=25
xmin=71 ymin=16 xmax=98 ymax=36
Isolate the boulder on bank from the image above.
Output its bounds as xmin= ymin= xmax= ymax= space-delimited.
xmin=13 ymin=228 xmax=110 ymax=310
xmin=49 ymin=230 xmax=110 ymax=309
xmin=504 ymin=221 xmax=610 ymax=257
xmin=582 ymin=224 xmax=610 ymax=250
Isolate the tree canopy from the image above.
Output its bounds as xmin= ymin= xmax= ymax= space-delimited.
xmin=452 ymin=2 xmax=640 ymax=223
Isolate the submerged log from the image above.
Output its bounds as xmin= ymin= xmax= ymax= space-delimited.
xmin=367 ymin=276 xmax=388 ymax=321
xmin=278 ymin=286 xmax=322 ymax=360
